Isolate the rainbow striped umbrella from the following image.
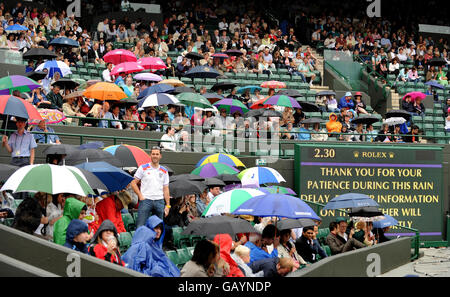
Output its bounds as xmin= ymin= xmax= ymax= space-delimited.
xmin=213 ymin=98 xmax=249 ymax=115
xmin=0 ymin=75 xmax=41 ymax=95
xmin=0 ymin=95 xmax=42 ymax=121
xmin=238 ymin=167 xmax=286 ymax=187
xmin=103 ymin=144 xmax=151 ymax=168
xmin=191 ymin=162 xmax=239 ymax=178
xmin=196 ymin=153 xmax=245 ymax=168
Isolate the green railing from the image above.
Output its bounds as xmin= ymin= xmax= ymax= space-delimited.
xmin=355 ymin=54 xmax=395 ymax=100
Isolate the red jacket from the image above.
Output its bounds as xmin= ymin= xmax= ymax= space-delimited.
xmin=89 ymin=196 xmax=126 ymax=235
xmin=88 ymin=243 xmax=125 ymax=266
xmin=214 ymin=234 xmax=245 ymax=277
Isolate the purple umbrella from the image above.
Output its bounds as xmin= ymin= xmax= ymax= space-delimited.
xmin=263 ymin=95 xmax=301 ymax=108
xmin=0 ymin=75 xmax=41 ymax=95
xmin=133 ymin=73 xmax=163 ymax=82
xmin=191 ymin=162 xmax=240 ymax=178
xmin=213 ymin=98 xmax=249 ymax=115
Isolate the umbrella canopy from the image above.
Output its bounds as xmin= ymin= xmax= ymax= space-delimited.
xmin=213 ymin=98 xmax=249 ymax=115
xmin=35 ymin=60 xmax=72 ymax=78
xmin=276 ymin=218 xmax=316 ymax=230
xmin=196 ymin=153 xmax=246 ymax=168
xmin=296 ymin=101 xmax=319 ymax=112
xmin=70 ymin=167 xmax=108 ymax=192
xmin=136 ymin=83 xmax=175 ymax=99
xmin=211 ymin=82 xmax=237 ymax=92
xmin=24 ymin=71 xmax=47 ymax=81
xmin=372 ymin=215 xmax=398 ymax=229
xmin=231 ymin=193 xmax=321 ymax=220
xmin=191 ymin=162 xmax=239 ymax=178
xmin=203 ymin=93 xmax=225 ymax=104
xmin=323 ymin=193 xmax=379 ymax=210
xmin=0 ymin=95 xmax=42 ymax=121
xmin=181 ymin=215 xmax=258 ymax=236
xmin=301 ymin=118 xmax=325 ymax=125
xmin=159 ymin=79 xmax=185 ymax=87
xmin=425 ymin=80 xmax=444 ymax=90
xmin=43 ymin=144 xmax=80 ymax=156
xmin=212 ymin=53 xmax=229 ymax=59
xmin=111 ymin=62 xmax=144 ymax=76
xmin=74 ymin=162 xmax=134 ymax=193
xmin=225 ymin=49 xmax=243 ymax=57
xmin=52 ymin=78 xmax=80 ymax=90
xmin=427 ymin=57 xmax=447 ymax=67
xmin=169 ymin=174 xmax=205 ymax=183
xmin=317 ymin=91 xmax=336 ymax=97
xmin=237 ymin=86 xmax=262 ymax=94
xmin=202 ymin=188 xmax=267 ymax=217
xmin=204 ymin=177 xmax=226 ymax=187
xmin=103 ymin=144 xmax=151 ymax=168
xmin=215 ymin=174 xmax=241 ymax=184
xmin=0 ymin=164 xmax=19 ymax=182
xmin=79 ymin=141 xmax=105 ymax=150
xmin=260 ymin=81 xmax=286 ymax=89
xmin=276 ymin=89 xmax=303 ymax=98
xmin=263 ymin=186 xmax=297 ymax=196
xmin=185 ymin=52 xmax=204 ymax=60
xmin=385 ymin=109 xmax=411 ymax=120
xmin=348 ymin=207 xmax=385 ymax=222
xmin=5 ymin=24 xmax=28 ymax=31
xmin=22 ymin=48 xmax=58 ymax=60
xmin=402 ymin=91 xmax=427 ymax=102
xmin=250 ymin=98 xmax=272 ymax=110
xmin=139 ymin=93 xmax=180 ymax=108
xmin=238 ymin=167 xmax=286 ymax=187
xmin=172 ymin=86 xmax=195 ymax=94
xmin=134 ymin=73 xmax=163 ymax=82
xmin=169 ymin=179 xmax=206 ymax=198
xmin=83 ymin=82 xmax=127 ymax=101
xmin=28 ymin=109 xmax=66 ymax=125
xmin=0 ymin=164 xmax=94 ymax=196
xmin=184 ymin=66 xmax=221 ymax=79
xmin=103 ymin=49 xmax=137 ymax=65
xmin=49 ymin=37 xmax=80 ymax=47
xmin=383 ymin=117 xmax=406 ymax=126
xmin=136 ymin=57 xmax=167 ymax=71
xmin=64 ymin=149 xmax=123 ymax=167
xmin=351 ymin=115 xmax=380 ymax=126
xmin=244 ymin=109 xmax=282 ymax=118
xmin=0 ymin=75 xmax=41 ymax=95
xmin=175 ymin=92 xmax=212 ymax=108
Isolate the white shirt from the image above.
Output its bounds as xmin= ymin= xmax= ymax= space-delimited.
xmin=160 ymin=134 xmax=177 ymax=151
xmin=102 ymin=69 xmax=112 ymax=82
xmin=134 ymin=164 xmax=169 ymax=200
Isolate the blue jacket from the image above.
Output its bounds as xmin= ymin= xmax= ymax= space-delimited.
xmin=63 ymin=219 xmax=89 ymax=254
xmin=245 ymin=241 xmax=278 ymax=265
xmin=122 ymin=215 xmax=180 ymax=277
xmin=338 ymin=96 xmax=355 ymax=110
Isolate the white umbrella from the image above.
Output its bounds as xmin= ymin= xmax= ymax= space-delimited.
xmin=383 ymin=117 xmax=406 ymax=126
xmin=238 ymin=167 xmax=286 ymax=187
xmin=140 ymin=93 xmax=181 ymax=108
xmin=35 ymin=60 xmax=72 ymax=78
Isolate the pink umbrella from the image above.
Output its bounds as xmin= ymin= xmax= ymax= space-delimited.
xmin=103 ymin=49 xmax=137 ymax=65
xmin=133 ymin=73 xmax=163 ymax=82
xmin=402 ymin=91 xmax=427 ymax=102
xmin=260 ymin=81 xmax=286 ymax=89
xmin=137 ymin=57 xmax=167 ymax=71
xmin=111 ymin=62 xmax=144 ymax=76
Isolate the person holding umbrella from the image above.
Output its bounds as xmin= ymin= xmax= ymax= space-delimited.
xmin=2 ymin=117 xmax=37 ymax=167
xmin=31 ymin=119 xmax=61 ymax=144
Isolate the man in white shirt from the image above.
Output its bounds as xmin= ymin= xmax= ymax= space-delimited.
xmin=131 ymin=146 xmax=170 ymax=227
xmin=102 ymin=63 xmax=113 ymax=82
xmin=207 ymin=186 xmax=221 ymax=201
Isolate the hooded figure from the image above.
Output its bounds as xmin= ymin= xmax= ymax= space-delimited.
xmin=338 ymin=92 xmax=355 ymax=110
xmin=89 ymin=192 xmax=131 ymax=235
xmin=326 ymin=113 xmax=342 ymax=133
xmin=213 ymin=234 xmax=245 ymax=277
xmin=53 ymin=198 xmax=87 ymax=245
xmin=88 ymin=219 xmax=125 ymax=266
xmin=122 ymin=215 xmax=180 ymax=277
xmin=64 ymin=219 xmax=89 ymax=253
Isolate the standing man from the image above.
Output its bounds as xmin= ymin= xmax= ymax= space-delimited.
xmin=102 ymin=63 xmax=114 ymax=82
xmin=2 ymin=117 xmax=37 ymax=167
xmin=131 ymin=146 xmax=170 ymax=227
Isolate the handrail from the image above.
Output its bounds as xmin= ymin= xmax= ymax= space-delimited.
xmin=324 ymin=60 xmax=353 ymax=87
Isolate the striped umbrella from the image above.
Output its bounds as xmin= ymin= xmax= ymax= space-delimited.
xmin=202 ymin=188 xmax=267 ymax=217
xmin=191 ymin=162 xmax=239 ymax=178
xmin=103 ymin=49 xmax=137 ymax=65
xmin=260 ymin=81 xmax=286 ymax=89
xmin=0 ymin=75 xmax=41 ymax=95
xmin=103 ymin=144 xmax=151 ymax=168
xmin=213 ymin=98 xmax=249 ymax=115
xmin=263 ymin=95 xmax=301 ymax=108
xmin=139 ymin=93 xmax=180 ymax=108
xmin=0 ymin=164 xmax=94 ymax=196
xmin=134 ymin=73 xmax=163 ymax=82
xmin=250 ymin=97 xmax=272 ymax=110
xmin=263 ymin=186 xmax=297 ymax=196
xmin=28 ymin=109 xmax=66 ymax=125
xmin=175 ymin=92 xmax=212 ymax=108
xmin=0 ymin=95 xmax=42 ymax=121
xmin=196 ymin=153 xmax=246 ymax=168
xmin=238 ymin=167 xmax=286 ymax=187
xmin=83 ymin=82 xmax=127 ymax=101
xmin=35 ymin=60 xmax=72 ymax=78
xmin=111 ymin=62 xmax=144 ymax=76
xmin=137 ymin=57 xmax=167 ymax=71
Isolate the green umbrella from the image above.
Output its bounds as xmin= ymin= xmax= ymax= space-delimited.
xmin=191 ymin=162 xmax=240 ymax=178
xmin=0 ymin=75 xmax=41 ymax=95
xmin=213 ymin=98 xmax=249 ymax=115
xmin=263 ymin=95 xmax=301 ymax=108
xmin=175 ymin=92 xmax=213 ymax=108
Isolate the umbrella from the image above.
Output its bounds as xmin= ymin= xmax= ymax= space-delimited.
xmin=83 ymin=82 xmax=127 ymax=101
xmin=28 ymin=109 xmax=66 ymax=125
xmin=136 ymin=57 xmax=167 ymax=71
xmin=317 ymin=91 xmax=336 ymax=97
xmin=276 ymin=89 xmax=303 ymax=98
xmin=385 ymin=109 xmax=411 ymax=120
xmin=0 ymin=75 xmax=41 ymax=95
xmin=351 ymin=115 xmax=380 ymax=126
xmin=22 ymin=48 xmax=58 ymax=61
xmin=0 ymin=164 xmax=94 ymax=196
xmin=35 ymin=60 xmax=72 ymax=78
xmin=237 ymin=86 xmax=262 ymax=94
xmin=103 ymin=49 xmax=137 ymax=65
xmin=425 ymin=80 xmax=444 ymax=90
xmin=212 ymin=53 xmax=229 ymax=59
xmin=215 ymin=174 xmax=242 ymax=184
xmin=0 ymin=95 xmax=42 ymax=121
xmin=172 ymin=86 xmax=195 ymax=94
xmin=175 ymin=92 xmax=212 ymax=108
xmin=296 ymin=101 xmax=319 ymax=112
xmin=402 ymin=91 xmax=426 ymax=102
xmin=244 ymin=109 xmax=282 ymax=118
xmin=427 ymin=57 xmax=447 ymax=67
xmin=211 ymin=82 xmax=237 ymax=92
xmin=185 ymin=66 xmax=221 ymax=79
xmin=24 ymin=71 xmax=47 ymax=81
xmin=373 ymin=215 xmax=399 ymax=229
xmin=213 ymin=98 xmax=249 ymax=115
xmin=196 ymin=153 xmax=246 ymax=168
xmin=263 ymin=95 xmax=301 ymax=108
xmin=49 ymin=37 xmax=80 ymax=47
xmin=263 ymin=186 xmax=297 ymax=196
xmin=43 ymin=144 xmax=80 ymax=156
xmin=238 ymin=167 xmax=286 ymax=187
xmin=203 ymin=93 xmax=225 ymax=104
xmin=5 ymin=24 xmax=28 ymax=31
xmin=117 ymin=96 xmax=138 ymax=107
xmin=0 ymin=164 xmax=19 ymax=182
xmin=159 ymin=79 xmax=185 ymax=87
xmin=169 ymin=174 xmax=205 ymax=183
xmin=181 ymin=215 xmax=258 ymax=236
xmin=260 ymin=81 xmax=286 ymax=89
xmin=231 ymin=193 xmax=321 ymax=220
xmin=169 ymin=179 xmax=206 ymax=198
xmin=136 ymin=83 xmax=175 ymax=99
xmin=204 ymin=177 xmax=226 ymax=187
xmin=225 ymin=49 xmax=243 ymax=57
xmin=250 ymin=98 xmax=272 ymax=110
xmin=139 ymin=93 xmax=180 ymax=108
xmin=323 ymin=193 xmax=379 ymax=210
xmin=111 ymin=62 xmax=144 ymax=76
xmin=79 ymin=142 xmax=105 ymax=150
xmin=383 ymin=117 xmax=406 ymax=126
xmin=301 ymin=118 xmax=325 ymax=125
xmin=70 ymin=167 xmax=108 ymax=192
xmin=276 ymin=218 xmax=316 ymax=230
xmin=51 ymin=78 xmax=80 ymax=90
xmin=74 ymin=162 xmax=134 ymax=193
xmin=348 ymin=206 xmax=385 ymax=218
xmin=202 ymin=188 xmax=267 ymax=217
xmin=134 ymin=73 xmax=163 ymax=82
xmin=64 ymin=149 xmax=123 ymax=167
xmin=103 ymin=144 xmax=151 ymax=168
xmin=185 ymin=52 xmax=204 ymax=60
xmin=191 ymin=162 xmax=240 ymax=178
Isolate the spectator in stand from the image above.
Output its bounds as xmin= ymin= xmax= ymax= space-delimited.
xmin=89 ymin=191 xmax=131 ymax=235
xmin=181 ymin=239 xmax=229 ymax=277
xmin=88 ymin=219 xmax=125 ymax=266
xmin=375 ymin=123 xmax=393 ymax=142
xmin=31 ymin=119 xmax=61 ymax=144
xmin=326 ymin=113 xmax=342 ymax=134
xmin=47 ymin=85 xmax=64 ymax=111
xmin=366 ymin=124 xmax=378 ymax=142
xmin=213 ymin=234 xmax=245 ymax=277
xmin=278 ymin=228 xmax=307 ymax=269
xmin=53 ymin=197 xmax=87 ymax=245
xmin=160 ymin=126 xmax=177 ymax=152
xmin=397 ymin=66 xmax=409 ymax=82
xmin=102 ymin=63 xmax=114 ymax=82
xmin=407 ymin=67 xmax=421 ymax=83
xmin=245 ymin=229 xmax=278 ymax=265
xmin=338 ymin=92 xmax=355 ymax=111
xmin=63 ymin=219 xmax=90 ymax=253
xmin=413 ymin=98 xmax=426 ymax=117
xmin=249 ymin=257 xmax=294 ymax=277
xmin=389 ymin=58 xmax=400 ymax=76
xmin=353 ymin=92 xmax=368 ymax=115
xmin=325 ymin=218 xmax=365 ymax=255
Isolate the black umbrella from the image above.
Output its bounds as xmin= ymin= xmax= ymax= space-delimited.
xmin=185 ymin=52 xmax=204 ymax=60
xmin=64 ymin=149 xmax=123 ymax=167
xmin=301 ymin=118 xmax=325 ymax=124
xmin=385 ymin=109 xmax=411 ymax=120
xmin=172 ymin=86 xmax=195 ymax=94
xmin=276 ymin=218 xmax=316 ymax=231
xmin=25 ymin=71 xmax=47 ymax=81
xmin=427 ymin=57 xmax=447 ymax=67
xmin=75 ymin=167 xmax=108 ymax=192
xmin=22 ymin=48 xmax=57 ymax=60
xmin=204 ymin=177 xmax=226 ymax=187
xmin=211 ymin=82 xmax=237 ymax=92
xmin=203 ymin=92 xmax=225 ymax=104
xmin=297 ymin=101 xmax=320 ymax=112
xmin=225 ymin=49 xmax=243 ymax=57
xmin=52 ymin=78 xmax=80 ymax=90
xmin=351 ymin=115 xmax=380 ymax=126
xmin=181 ymin=215 xmax=258 ymax=236
xmin=0 ymin=164 xmax=19 ymax=182
xmin=117 ymin=96 xmax=138 ymax=107
xmin=348 ymin=206 xmax=384 ymax=218
xmin=43 ymin=144 xmax=80 ymax=155
xmin=184 ymin=66 xmax=221 ymax=79
xmin=169 ymin=179 xmax=206 ymax=198
xmin=170 ymin=174 xmax=205 ymax=183
xmin=244 ymin=109 xmax=282 ymax=118
xmin=215 ymin=174 xmax=241 ymax=184
xmin=317 ymin=91 xmax=336 ymax=97
xmin=277 ymin=89 xmax=303 ymax=98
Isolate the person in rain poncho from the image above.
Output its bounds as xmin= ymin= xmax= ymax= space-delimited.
xmin=213 ymin=233 xmax=245 ymax=277
xmin=53 ymin=197 xmax=87 ymax=245
xmin=122 ymin=215 xmax=180 ymax=277
xmin=64 ymin=219 xmax=90 ymax=253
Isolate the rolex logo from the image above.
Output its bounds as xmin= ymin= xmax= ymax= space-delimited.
xmin=353 ymin=151 xmax=360 ymax=158
xmin=389 ymin=152 xmax=395 ymax=158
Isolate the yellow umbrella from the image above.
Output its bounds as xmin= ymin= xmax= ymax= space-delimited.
xmin=82 ymin=82 xmax=127 ymax=101
xmin=159 ymin=79 xmax=185 ymax=87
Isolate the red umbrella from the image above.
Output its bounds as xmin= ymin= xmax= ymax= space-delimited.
xmin=103 ymin=49 xmax=137 ymax=65
xmin=0 ymin=95 xmax=42 ymax=121
xmin=260 ymin=81 xmax=286 ymax=89
xmin=250 ymin=97 xmax=272 ymax=110
xmin=137 ymin=57 xmax=167 ymax=71
xmin=402 ymin=91 xmax=426 ymax=102
xmin=111 ymin=62 xmax=144 ymax=76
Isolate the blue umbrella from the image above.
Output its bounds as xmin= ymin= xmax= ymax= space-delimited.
xmin=231 ymin=193 xmax=321 ymax=220
xmin=74 ymin=161 xmax=134 ymax=193
xmin=79 ymin=141 xmax=105 ymax=150
xmin=425 ymin=80 xmax=444 ymax=90
xmin=373 ymin=215 xmax=398 ymax=229
xmin=49 ymin=37 xmax=80 ymax=47
xmin=137 ymin=83 xmax=175 ymax=100
xmin=5 ymin=24 xmax=28 ymax=31
xmin=35 ymin=60 xmax=72 ymax=78
xmin=184 ymin=66 xmax=221 ymax=79
xmin=323 ymin=193 xmax=379 ymax=210
xmin=237 ymin=86 xmax=262 ymax=94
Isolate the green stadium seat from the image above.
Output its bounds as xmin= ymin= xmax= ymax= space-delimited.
xmin=186 ymin=246 xmax=195 ymax=256
xmin=122 ymin=213 xmax=136 ymax=232
xmin=412 ymin=116 xmax=423 ymax=124
xmin=118 ymin=232 xmax=132 ymax=253
xmin=166 ymin=250 xmax=181 ymax=267
xmin=177 ymin=248 xmax=192 ymax=265
xmin=322 ymin=245 xmax=332 ymax=257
